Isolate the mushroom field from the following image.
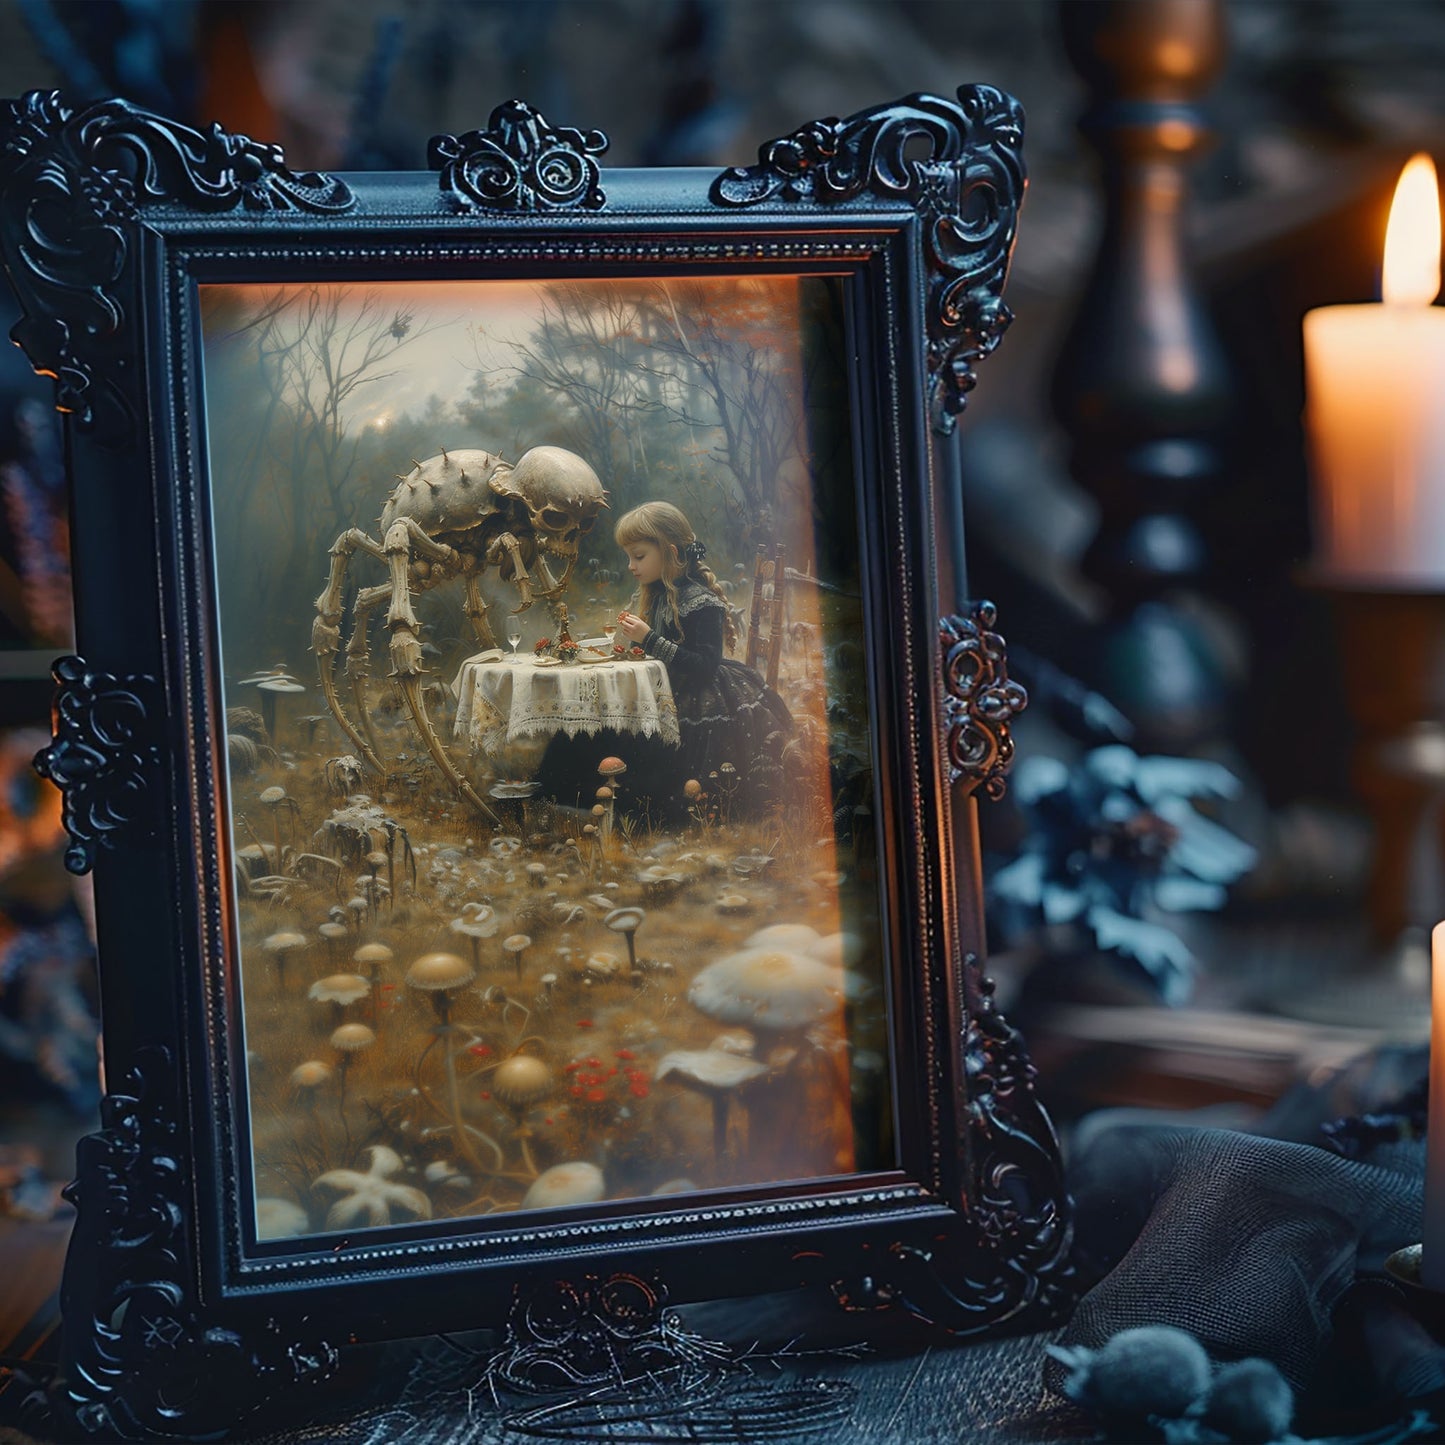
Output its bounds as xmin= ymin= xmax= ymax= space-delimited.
xmin=232 ymin=637 xmax=890 ymax=1239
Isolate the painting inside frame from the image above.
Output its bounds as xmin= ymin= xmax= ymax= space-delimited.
xmin=199 ymin=274 xmax=895 ymax=1240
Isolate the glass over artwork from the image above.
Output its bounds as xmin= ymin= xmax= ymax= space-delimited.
xmin=200 ymin=276 xmax=893 ymax=1241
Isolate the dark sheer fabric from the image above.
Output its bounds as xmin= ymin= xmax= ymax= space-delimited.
xmin=1053 ymin=1120 xmax=1423 ymax=1397
xmin=538 ymin=579 xmax=791 ymax=826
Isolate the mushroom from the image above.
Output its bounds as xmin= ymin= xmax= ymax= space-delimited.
xmin=424 ymin=1159 xmax=471 ymax=1191
xmin=688 ymin=948 xmax=848 ymax=1173
xmin=317 ymin=920 xmax=350 ymax=967
xmin=595 ymin=785 xmax=615 ymax=846
xmin=262 ymin=930 xmax=307 ymax=991
xmin=491 ymin=1054 xmax=555 ymax=1176
xmin=313 ymin=1145 xmax=431 ymax=1229
xmin=405 ymin=952 xmax=481 ymax=1169
xmin=637 ymin=866 xmax=684 ymax=899
xmin=255 ymin=1197 xmax=310 ymax=1240
xmin=603 ymin=906 xmax=645 ymax=976
xmin=345 ymin=895 xmax=369 ymax=930
xmin=688 ymin=948 xmax=844 ymax=1035
xmin=537 ymin=972 xmax=558 ymax=1003
xmin=258 ymin=785 xmax=299 ymax=871
xmin=330 ymin=1021 xmax=376 ymax=1134
xmin=309 ymin=973 xmax=370 ymax=1027
xmin=583 ymin=950 xmax=622 ymax=982
xmin=354 ymin=941 xmax=394 ymax=1026
xmin=524 ymin=862 xmax=548 ymax=889
xmin=502 ymin=933 xmax=532 ymax=982
xmin=239 ymin=666 xmax=306 ymax=743
xmin=745 ymin=924 xmax=822 ymax=952
xmin=522 ymin=1160 xmax=605 ymax=1210
xmin=656 ymin=1048 xmax=768 ymax=1160
xmin=449 ymin=903 xmax=499 ymax=969
xmin=289 ymin=1059 xmax=332 ymax=1114
xmin=715 ymin=891 xmax=751 ymax=916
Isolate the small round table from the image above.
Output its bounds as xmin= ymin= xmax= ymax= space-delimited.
xmin=452 ymin=654 xmax=680 ymax=755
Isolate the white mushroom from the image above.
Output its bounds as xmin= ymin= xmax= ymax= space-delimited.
xmin=745 ymin=923 xmax=821 ymax=951
xmin=688 ymin=948 xmax=845 ymax=1033
xmin=522 ymin=1161 xmax=605 ymax=1210
xmin=656 ymin=1048 xmax=768 ymax=1158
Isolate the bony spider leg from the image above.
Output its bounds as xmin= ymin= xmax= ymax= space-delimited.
xmin=383 ymin=518 xmax=502 ymax=825
xmin=314 ymin=530 xmax=389 ymax=775
xmin=486 ymin=532 xmax=534 ymax=613
xmin=461 ymin=568 xmax=499 ymax=652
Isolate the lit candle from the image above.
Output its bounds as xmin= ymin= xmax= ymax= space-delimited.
xmin=1305 ymin=154 xmax=1445 ymax=584
xmin=1426 ymin=920 xmax=1445 ymax=1288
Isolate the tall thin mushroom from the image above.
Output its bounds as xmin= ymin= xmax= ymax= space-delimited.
xmin=330 ymin=1021 xmax=375 ymax=1149
xmin=405 ymin=951 xmax=490 ymax=1171
xmin=502 ymin=933 xmax=532 ymax=983
xmin=354 ymin=941 xmax=393 ymax=1026
xmin=262 ymin=931 xmax=307 ymax=991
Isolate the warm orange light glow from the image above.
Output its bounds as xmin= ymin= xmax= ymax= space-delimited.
xmin=1383 ymin=153 xmax=1441 ymax=306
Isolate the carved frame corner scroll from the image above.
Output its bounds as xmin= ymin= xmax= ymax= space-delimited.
xmin=710 ymin=83 xmax=1026 ymax=434
xmin=32 ymin=654 xmax=165 ymax=874
xmin=941 ymin=601 xmax=1028 ymax=801
xmin=429 ymin=100 xmax=610 ymax=213
xmin=39 ymin=1047 xmax=338 ymax=1440
xmin=0 ymin=90 xmax=353 ymax=446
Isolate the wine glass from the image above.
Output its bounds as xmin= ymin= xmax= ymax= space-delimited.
xmin=506 ymin=615 xmax=523 ymax=661
xmin=602 ymin=619 xmax=618 ymax=649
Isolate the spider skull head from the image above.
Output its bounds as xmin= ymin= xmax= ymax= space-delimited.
xmin=498 ymin=446 xmax=608 ymax=593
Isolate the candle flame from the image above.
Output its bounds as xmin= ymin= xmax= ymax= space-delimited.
xmin=1383 ymin=153 xmax=1441 ymax=306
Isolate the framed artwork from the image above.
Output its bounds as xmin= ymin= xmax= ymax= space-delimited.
xmin=0 ymin=86 xmax=1070 ymax=1436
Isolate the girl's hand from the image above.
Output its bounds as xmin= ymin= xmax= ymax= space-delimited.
xmin=617 ymin=610 xmax=650 ymax=644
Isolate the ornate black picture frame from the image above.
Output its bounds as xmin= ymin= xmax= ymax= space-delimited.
xmin=0 ymin=87 xmax=1070 ymax=1438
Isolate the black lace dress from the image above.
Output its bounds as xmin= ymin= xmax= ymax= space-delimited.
xmin=639 ymin=581 xmax=792 ymax=823
xmin=536 ymin=580 xmax=792 ymax=825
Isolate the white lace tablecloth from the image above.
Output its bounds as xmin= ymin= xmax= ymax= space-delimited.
xmin=452 ymin=656 xmax=680 ymax=754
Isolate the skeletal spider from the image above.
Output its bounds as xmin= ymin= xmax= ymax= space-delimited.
xmin=312 ymin=445 xmax=607 ymax=822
